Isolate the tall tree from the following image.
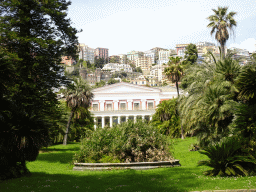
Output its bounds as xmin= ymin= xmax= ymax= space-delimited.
xmin=164 ymin=56 xmax=184 ymax=139
xmin=63 ymin=78 xmax=93 ymax=145
xmin=164 ymin=56 xmax=184 ymax=96
xmin=207 ymin=6 xmax=237 ymax=59
xmin=151 ymin=99 xmax=180 ymax=137
xmin=0 ymin=0 xmax=78 ymax=179
xmin=184 ymin=43 xmax=198 ymax=65
xmin=179 ymin=54 xmax=240 ymax=147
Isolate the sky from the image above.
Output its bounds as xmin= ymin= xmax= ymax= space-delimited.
xmin=67 ymin=0 xmax=256 ymax=55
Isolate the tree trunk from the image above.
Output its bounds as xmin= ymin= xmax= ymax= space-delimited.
xmin=176 ymin=81 xmax=180 ymax=97
xmin=175 ymin=81 xmax=184 ymax=139
xmin=221 ymin=43 xmax=225 ymax=60
xmin=63 ymin=109 xmax=74 ymax=145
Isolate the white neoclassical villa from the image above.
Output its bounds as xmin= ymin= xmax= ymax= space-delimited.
xmin=90 ymin=82 xmax=179 ymax=129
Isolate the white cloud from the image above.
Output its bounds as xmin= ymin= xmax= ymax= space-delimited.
xmin=229 ymin=38 xmax=256 ymax=52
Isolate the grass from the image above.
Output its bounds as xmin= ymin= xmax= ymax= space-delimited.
xmin=1 ymin=137 xmax=256 ymax=192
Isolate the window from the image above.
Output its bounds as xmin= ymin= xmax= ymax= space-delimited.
xmin=93 ymin=104 xmax=98 ymax=111
xmin=120 ymin=103 xmax=126 ymax=110
xmin=134 ymin=103 xmax=140 ymax=110
xmin=148 ymin=102 xmax=154 ymax=110
xmin=106 ymin=103 xmax=112 ymax=111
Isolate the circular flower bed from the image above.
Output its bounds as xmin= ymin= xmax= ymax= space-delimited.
xmin=73 ymin=120 xmax=173 ymax=164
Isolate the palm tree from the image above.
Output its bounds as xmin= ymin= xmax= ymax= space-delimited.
xmin=63 ymin=78 xmax=93 ymax=145
xmin=207 ymin=6 xmax=237 ymax=59
xmin=153 ymin=99 xmax=180 ymax=137
xmin=179 ymin=54 xmax=239 ymax=146
xmin=164 ymin=56 xmax=184 ymax=96
xmin=164 ymin=56 xmax=184 ymax=138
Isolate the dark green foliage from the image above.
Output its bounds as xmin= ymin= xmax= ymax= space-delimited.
xmin=0 ymin=0 xmax=78 ymax=179
xmin=151 ymin=99 xmax=180 ymax=137
xmin=135 ymin=67 xmax=142 ymax=73
xmin=63 ymin=78 xmax=93 ymax=145
xmin=179 ymin=55 xmax=240 ymax=147
xmin=198 ymin=137 xmax=256 ymax=176
xmin=236 ymin=65 xmax=256 ymax=102
xmin=232 ymin=65 xmax=256 ymax=155
xmin=93 ymin=80 xmax=106 ymax=88
xmin=94 ymin=57 xmax=105 ymax=68
xmin=184 ymin=43 xmax=198 ymax=66
xmin=107 ymin=78 xmax=119 ymax=85
xmin=73 ymin=120 xmax=173 ymax=163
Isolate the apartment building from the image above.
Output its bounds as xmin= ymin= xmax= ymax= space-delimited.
xmin=150 ymin=64 xmax=168 ymax=82
xmin=229 ymin=47 xmax=250 ymax=65
xmin=79 ymin=44 xmax=95 ymax=64
xmin=135 ymin=56 xmax=152 ymax=75
xmin=175 ymin=44 xmax=189 ymax=57
xmin=127 ymin=50 xmax=144 ymax=64
xmin=118 ymin=54 xmax=128 ymax=64
xmin=144 ymin=47 xmax=169 ymax=64
xmin=158 ymin=49 xmax=176 ymax=65
xmin=102 ymin=63 xmax=133 ymax=73
xmin=95 ymin=47 xmax=109 ymax=61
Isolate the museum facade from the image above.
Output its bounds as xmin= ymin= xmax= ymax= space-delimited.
xmin=90 ymin=82 xmax=178 ymax=128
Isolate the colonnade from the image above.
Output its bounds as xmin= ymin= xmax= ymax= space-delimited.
xmin=93 ymin=114 xmax=153 ymax=129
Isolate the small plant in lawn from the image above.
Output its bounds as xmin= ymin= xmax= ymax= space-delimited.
xmin=73 ymin=120 xmax=173 ymax=163
xmin=198 ymin=137 xmax=256 ymax=176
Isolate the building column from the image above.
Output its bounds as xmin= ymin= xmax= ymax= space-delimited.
xmin=127 ymin=100 xmax=132 ymax=110
xmin=102 ymin=116 xmax=105 ymax=128
xmin=142 ymin=115 xmax=145 ymax=120
xmin=94 ymin=118 xmax=96 ymax=130
xmin=134 ymin=115 xmax=137 ymax=123
xmin=118 ymin=116 xmax=121 ymax=124
xmin=126 ymin=115 xmax=129 ymax=122
xmin=113 ymin=100 xmax=119 ymax=110
xmin=99 ymin=100 xmax=105 ymax=111
xmin=150 ymin=116 xmax=152 ymax=121
xmin=155 ymin=99 xmax=160 ymax=107
xmin=141 ymin=99 xmax=146 ymax=110
xmin=110 ymin=116 xmax=113 ymax=127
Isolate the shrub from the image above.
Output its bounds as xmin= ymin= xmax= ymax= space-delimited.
xmin=73 ymin=120 xmax=173 ymax=163
xmin=198 ymin=137 xmax=256 ymax=176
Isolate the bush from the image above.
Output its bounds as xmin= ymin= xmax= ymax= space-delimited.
xmin=73 ymin=120 xmax=173 ymax=163
xmin=198 ymin=137 xmax=256 ymax=176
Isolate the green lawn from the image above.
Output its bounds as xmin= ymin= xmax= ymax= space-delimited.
xmin=1 ymin=137 xmax=256 ymax=192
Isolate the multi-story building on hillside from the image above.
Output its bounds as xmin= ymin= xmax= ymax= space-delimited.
xmin=79 ymin=44 xmax=95 ymax=64
xmin=135 ymin=56 xmax=152 ymax=75
xmin=158 ymin=49 xmax=176 ymax=65
xmin=90 ymin=82 xmax=179 ymax=128
xmin=127 ymin=50 xmax=144 ymax=64
xmin=229 ymin=47 xmax=250 ymax=65
xmin=144 ymin=49 xmax=156 ymax=64
xmin=102 ymin=63 xmax=133 ymax=73
xmin=175 ymin=44 xmax=189 ymax=57
xmin=118 ymin=54 xmax=128 ymax=64
xmin=130 ymin=75 xmax=159 ymax=87
xmin=95 ymin=47 xmax=109 ymax=61
xmin=150 ymin=63 xmax=168 ymax=82
xmin=144 ymin=47 xmax=169 ymax=64
xmin=80 ymin=68 xmax=112 ymax=86
xmin=61 ymin=56 xmax=76 ymax=66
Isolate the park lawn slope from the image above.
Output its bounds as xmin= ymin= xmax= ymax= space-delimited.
xmin=1 ymin=138 xmax=256 ymax=192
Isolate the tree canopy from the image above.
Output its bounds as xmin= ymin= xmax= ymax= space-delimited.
xmin=184 ymin=43 xmax=198 ymax=65
xmin=0 ymin=0 xmax=78 ymax=179
xmin=207 ymin=6 xmax=237 ymax=59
